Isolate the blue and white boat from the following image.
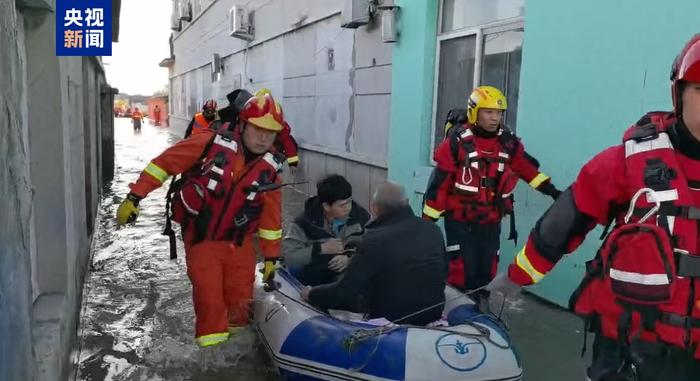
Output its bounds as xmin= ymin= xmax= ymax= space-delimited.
xmin=252 ymin=268 xmax=523 ymax=381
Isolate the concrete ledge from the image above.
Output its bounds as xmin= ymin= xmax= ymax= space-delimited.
xmin=32 ymin=293 xmax=66 ymax=381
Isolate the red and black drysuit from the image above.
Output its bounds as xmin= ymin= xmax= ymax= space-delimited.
xmin=507 ymin=112 xmax=700 ymax=380
xmin=423 ymin=124 xmax=560 ymax=298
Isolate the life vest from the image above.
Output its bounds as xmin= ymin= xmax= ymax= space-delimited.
xmin=169 ymin=122 xmax=284 ymax=244
xmin=570 ymin=112 xmax=700 ymax=358
xmin=190 ymin=113 xmax=213 ymax=136
xmin=448 ymin=126 xmax=520 ymax=221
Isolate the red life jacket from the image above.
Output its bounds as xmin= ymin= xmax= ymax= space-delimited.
xmin=570 ymin=112 xmax=700 ymax=357
xmin=169 ymin=122 xmax=284 ymax=243
xmin=447 ymin=126 xmax=520 ymax=222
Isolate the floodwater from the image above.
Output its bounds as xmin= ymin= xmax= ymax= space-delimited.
xmin=74 ymin=118 xmax=276 ymax=381
xmin=73 ymin=118 xmax=590 ymax=381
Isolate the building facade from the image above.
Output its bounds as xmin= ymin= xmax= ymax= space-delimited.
xmin=166 ymin=0 xmax=393 ymax=207
xmin=0 ymin=1 xmax=120 ymax=380
xmin=388 ymin=0 xmax=700 ymax=305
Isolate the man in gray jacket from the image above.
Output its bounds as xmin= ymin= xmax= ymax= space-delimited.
xmin=283 ymin=175 xmax=370 ymax=285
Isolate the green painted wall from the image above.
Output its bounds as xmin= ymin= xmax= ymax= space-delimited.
xmin=389 ymin=0 xmax=700 ymax=306
xmin=387 ymin=0 xmax=439 ymax=210
xmin=514 ymin=0 xmax=699 ymax=305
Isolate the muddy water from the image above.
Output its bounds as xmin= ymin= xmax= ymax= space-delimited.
xmin=74 ymin=119 xmax=277 ymax=381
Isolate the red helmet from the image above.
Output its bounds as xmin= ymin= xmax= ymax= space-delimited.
xmin=239 ymin=91 xmax=284 ymax=132
xmin=671 ymin=34 xmax=700 ymax=113
xmin=203 ymin=99 xmax=218 ymax=112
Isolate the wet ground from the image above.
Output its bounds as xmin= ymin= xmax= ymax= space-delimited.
xmin=75 ymin=119 xmax=590 ymax=381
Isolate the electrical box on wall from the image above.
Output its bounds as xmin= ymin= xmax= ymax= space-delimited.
xmin=229 ymin=5 xmax=254 ymax=41
xmin=212 ymin=54 xmax=223 ymax=75
xmin=341 ymin=0 xmax=370 ymax=28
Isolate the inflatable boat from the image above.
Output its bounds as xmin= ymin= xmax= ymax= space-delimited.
xmin=252 ymin=268 xmax=523 ymax=381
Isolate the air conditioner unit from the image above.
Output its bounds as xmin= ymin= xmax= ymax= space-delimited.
xmin=170 ymin=15 xmax=181 ymax=31
xmin=179 ymin=1 xmax=193 ymax=22
xmin=341 ymin=0 xmax=371 ymax=28
xmin=229 ymin=5 xmax=254 ymax=41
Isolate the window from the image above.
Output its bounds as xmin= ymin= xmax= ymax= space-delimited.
xmin=441 ymin=0 xmax=524 ymax=33
xmin=433 ymin=35 xmax=477 ymax=148
xmin=480 ymin=27 xmax=523 ymax=135
xmin=431 ymin=0 xmax=524 ymax=152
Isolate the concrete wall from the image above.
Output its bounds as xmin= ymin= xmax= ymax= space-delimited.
xmin=168 ymin=0 xmax=391 ymax=207
xmin=388 ymin=0 xmax=700 ymax=306
xmin=387 ymin=0 xmax=439 ymax=211
xmin=0 ymin=3 xmax=35 ymax=381
xmin=1 ymin=1 xmax=116 ymax=379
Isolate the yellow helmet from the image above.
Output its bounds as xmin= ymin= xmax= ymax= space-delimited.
xmin=466 ymin=86 xmax=507 ymax=125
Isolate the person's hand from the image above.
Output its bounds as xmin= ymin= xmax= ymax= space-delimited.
xmin=485 ymin=272 xmax=522 ymax=298
xmin=537 ymin=181 xmax=562 ymax=200
xmin=116 ymin=193 xmax=141 ymax=225
xmin=320 ymin=239 xmax=344 ymax=255
xmin=328 ymin=255 xmax=350 ymax=273
xmin=262 ymin=260 xmax=277 ymax=291
xmin=288 ymin=165 xmax=298 ymax=177
xmin=301 ymin=286 xmax=311 ymax=301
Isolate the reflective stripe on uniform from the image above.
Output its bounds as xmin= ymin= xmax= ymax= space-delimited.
xmin=287 ymin=155 xmax=300 ymax=164
xmin=609 ymin=268 xmax=669 ymax=285
xmin=258 ymin=228 xmax=282 ymax=241
xmin=144 ymin=162 xmax=169 ymax=183
xmin=515 ymin=247 xmax=544 ymax=283
xmin=624 ymin=132 xmax=672 ymax=157
xmin=195 ymin=332 xmax=230 ymax=347
xmin=423 ymin=204 xmax=443 ymax=219
xmin=455 ymin=183 xmax=479 ymax=193
xmin=213 ymin=134 xmax=238 ymax=152
xmin=646 ymin=189 xmax=678 ymax=203
xmin=528 ymin=173 xmax=550 ymax=189
xmin=263 ymin=152 xmax=283 ymax=171
xmin=446 ymin=244 xmax=460 ymax=252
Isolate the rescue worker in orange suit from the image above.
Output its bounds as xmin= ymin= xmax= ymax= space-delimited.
xmin=131 ymin=107 xmax=144 ymax=132
xmin=153 ymin=105 xmax=162 ymax=126
xmin=487 ymin=35 xmax=700 ymax=380
xmin=116 ymin=91 xmax=286 ymax=348
xmin=423 ymin=86 xmax=561 ymax=310
xmin=184 ymin=99 xmax=218 ymax=138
